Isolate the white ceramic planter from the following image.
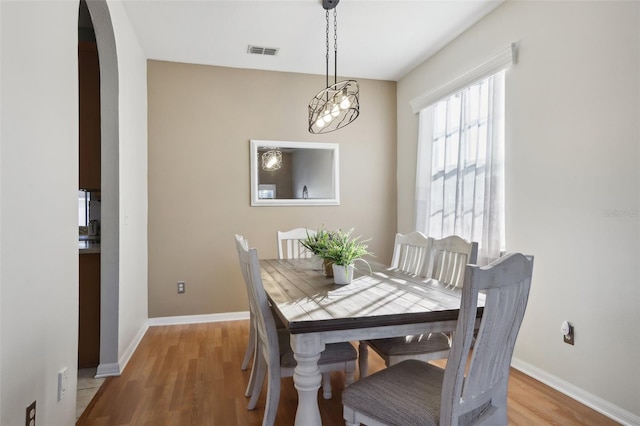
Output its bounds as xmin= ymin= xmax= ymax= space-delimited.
xmin=311 ymin=255 xmax=324 ymax=271
xmin=332 ymin=264 xmax=354 ymax=285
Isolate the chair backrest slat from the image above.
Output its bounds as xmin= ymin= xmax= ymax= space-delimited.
xmin=277 ymin=228 xmax=316 ymax=259
xmin=390 ymin=231 xmax=431 ymax=277
xmin=440 ymin=253 xmax=533 ymax=424
xmin=427 ymin=235 xmax=478 ymax=288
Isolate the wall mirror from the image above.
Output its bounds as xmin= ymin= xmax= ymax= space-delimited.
xmin=250 ymin=140 xmax=340 ymax=206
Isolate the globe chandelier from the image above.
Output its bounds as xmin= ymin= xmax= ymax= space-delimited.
xmin=308 ymin=0 xmax=359 ymax=134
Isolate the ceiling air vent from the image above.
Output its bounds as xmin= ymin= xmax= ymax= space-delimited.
xmin=247 ymin=45 xmax=279 ymax=56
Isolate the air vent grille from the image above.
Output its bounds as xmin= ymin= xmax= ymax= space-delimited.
xmin=247 ymin=45 xmax=279 ymax=56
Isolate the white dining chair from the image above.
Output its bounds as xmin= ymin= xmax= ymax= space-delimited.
xmin=277 ymin=227 xmax=316 ymax=259
xmin=343 ymin=253 xmax=534 ymax=426
xmin=389 ymin=231 xmax=432 ymax=276
xmin=360 ymin=234 xmax=478 ymax=377
xmin=427 ymin=234 xmax=479 ymax=288
xmin=241 ymin=227 xmax=316 ymax=388
xmin=234 ymin=235 xmax=356 ymax=426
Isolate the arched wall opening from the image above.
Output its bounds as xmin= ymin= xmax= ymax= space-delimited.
xmin=83 ymin=0 xmax=121 ymax=376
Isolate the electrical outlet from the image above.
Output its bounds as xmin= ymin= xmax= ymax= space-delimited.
xmin=25 ymin=400 xmax=36 ymax=426
xmin=177 ymin=281 xmax=185 ymax=294
xmin=58 ymin=367 xmax=68 ymax=401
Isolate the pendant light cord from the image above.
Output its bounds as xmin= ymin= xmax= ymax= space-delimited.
xmin=325 ymin=9 xmax=339 ymax=92
xmin=325 ymin=10 xmax=330 ymax=95
xmin=334 ymin=8 xmax=338 ymax=86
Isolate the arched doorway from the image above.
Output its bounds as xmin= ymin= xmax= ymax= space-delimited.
xmin=81 ymin=0 xmax=121 ymax=377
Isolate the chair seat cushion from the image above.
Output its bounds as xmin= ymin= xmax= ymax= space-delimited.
xmin=278 ymin=329 xmax=357 ymax=368
xmin=367 ymin=333 xmax=450 ymax=356
xmin=343 ymin=359 xmax=444 ymax=426
xmin=343 ymin=359 xmax=488 ymax=426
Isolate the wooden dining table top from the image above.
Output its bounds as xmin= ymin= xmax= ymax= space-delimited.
xmin=259 ymin=258 xmax=483 ymax=335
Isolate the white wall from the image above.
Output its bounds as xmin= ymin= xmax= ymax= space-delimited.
xmin=107 ymin=0 xmax=149 ymax=371
xmin=397 ymin=1 xmax=639 ymax=423
xmin=0 ymin=1 xmax=149 ymax=424
xmin=1 ymin=1 xmax=79 ymax=424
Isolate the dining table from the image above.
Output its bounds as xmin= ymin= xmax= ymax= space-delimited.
xmin=259 ymin=257 xmax=484 ymax=426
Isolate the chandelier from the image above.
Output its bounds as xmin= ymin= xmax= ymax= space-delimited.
xmin=261 ymin=149 xmax=282 ymax=171
xmin=308 ymin=0 xmax=359 ymax=134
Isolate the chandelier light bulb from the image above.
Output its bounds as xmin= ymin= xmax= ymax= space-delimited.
xmin=339 ymin=89 xmax=351 ymax=110
xmin=322 ymin=105 xmax=334 ymax=122
xmin=316 ymin=116 xmax=326 ymax=128
xmin=331 ymin=103 xmax=340 ymax=117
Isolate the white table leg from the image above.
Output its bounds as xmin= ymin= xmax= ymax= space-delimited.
xmin=290 ymin=333 xmax=325 ymax=426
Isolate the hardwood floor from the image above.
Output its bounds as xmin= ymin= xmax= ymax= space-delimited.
xmin=77 ymin=321 xmax=619 ymax=426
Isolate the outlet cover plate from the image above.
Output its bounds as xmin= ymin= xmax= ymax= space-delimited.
xmin=25 ymin=400 xmax=36 ymax=426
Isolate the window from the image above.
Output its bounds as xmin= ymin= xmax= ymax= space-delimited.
xmin=415 ymin=71 xmax=505 ymax=264
xmin=79 ymin=190 xmax=90 ymax=227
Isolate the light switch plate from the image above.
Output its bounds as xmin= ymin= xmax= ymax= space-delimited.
xmin=58 ymin=368 xmax=68 ymax=401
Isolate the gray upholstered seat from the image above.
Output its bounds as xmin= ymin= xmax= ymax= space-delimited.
xmin=344 ymin=253 xmax=534 ymax=426
xmin=365 ymin=332 xmax=450 ymax=357
xmin=343 ymin=359 xmax=488 ymax=426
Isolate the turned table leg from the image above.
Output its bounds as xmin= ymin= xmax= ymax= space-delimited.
xmin=291 ymin=333 xmax=325 ymax=426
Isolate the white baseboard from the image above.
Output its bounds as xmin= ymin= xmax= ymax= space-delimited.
xmin=95 ymin=311 xmax=249 ymax=378
xmin=94 ymin=322 xmax=149 ymax=378
xmin=95 ymin=313 xmax=248 ymax=378
xmin=511 ymin=357 xmax=640 ymax=426
xmin=118 ymin=321 xmax=149 ymax=373
xmin=147 ymin=311 xmax=249 ymax=327
xmin=95 ymin=362 xmax=120 ymax=378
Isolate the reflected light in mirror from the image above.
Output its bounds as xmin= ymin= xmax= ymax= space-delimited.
xmin=261 ymin=149 xmax=282 ymax=171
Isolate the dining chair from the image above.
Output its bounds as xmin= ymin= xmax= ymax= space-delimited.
xmin=389 ymin=231 xmax=432 ymax=276
xmin=234 ymin=235 xmax=357 ymax=426
xmin=360 ymin=234 xmax=478 ymax=377
xmin=241 ymin=227 xmax=315 ymax=379
xmin=277 ymin=227 xmax=316 ymax=259
xmin=427 ymin=235 xmax=479 ymax=288
xmin=343 ymin=253 xmax=534 ymax=426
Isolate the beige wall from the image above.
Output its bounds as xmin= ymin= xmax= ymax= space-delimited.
xmin=147 ymin=61 xmax=397 ymax=318
xmin=397 ymin=0 xmax=639 ymax=421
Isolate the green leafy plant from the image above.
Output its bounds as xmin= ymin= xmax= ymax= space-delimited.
xmin=301 ymin=226 xmax=333 ymax=256
xmin=321 ymin=228 xmax=372 ymax=267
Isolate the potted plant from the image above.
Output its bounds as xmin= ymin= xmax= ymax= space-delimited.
xmin=322 ymin=229 xmax=372 ymax=285
xmin=301 ymin=227 xmax=334 ymax=274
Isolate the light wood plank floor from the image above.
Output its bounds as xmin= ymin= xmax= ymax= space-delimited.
xmin=76 ymin=321 xmax=619 ymax=426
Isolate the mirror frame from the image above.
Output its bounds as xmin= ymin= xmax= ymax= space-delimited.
xmin=250 ymin=139 xmax=340 ymax=206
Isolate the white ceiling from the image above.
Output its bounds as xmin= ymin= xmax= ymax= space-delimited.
xmin=121 ymin=0 xmax=504 ymax=82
